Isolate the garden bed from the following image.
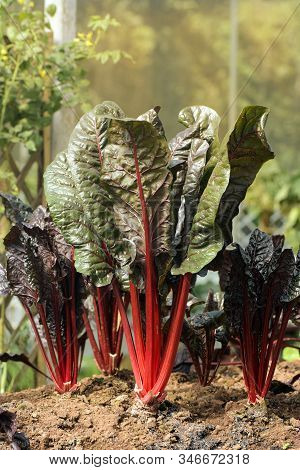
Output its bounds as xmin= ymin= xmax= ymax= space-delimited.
xmin=0 ymin=361 xmax=299 ymax=450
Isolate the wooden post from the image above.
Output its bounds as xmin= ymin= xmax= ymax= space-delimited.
xmin=44 ymin=0 xmax=78 ymax=159
xmin=228 ymin=0 xmax=238 ymax=131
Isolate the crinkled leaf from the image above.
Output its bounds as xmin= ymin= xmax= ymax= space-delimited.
xmin=178 ymin=105 xmax=220 ymax=142
xmin=45 ymin=100 xmax=128 ymax=287
xmin=21 ymin=205 xmax=73 ymax=281
xmin=100 ymin=117 xmax=172 ymax=264
xmin=169 ymin=106 xmax=220 ymax=265
xmin=181 ymin=319 xmax=206 ymax=357
xmin=137 ymin=106 xmax=165 ymax=137
xmin=181 ymin=313 xmax=226 ymax=367
xmin=44 ymin=151 xmax=115 ymax=287
xmin=172 ymin=142 xmax=230 ymax=275
xmin=239 ymin=232 xmax=291 ymax=309
xmin=281 ymin=249 xmax=300 ymax=303
xmin=266 ymin=248 xmax=295 ymax=307
xmin=45 ymin=102 xmax=171 ymax=287
xmin=241 ymin=230 xmax=295 ymax=308
xmin=189 ymin=308 xmax=225 ymax=331
xmin=217 ymin=106 xmax=275 ymax=244
xmin=4 ymin=224 xmax=52 ymax=303
xmin=266 ymin=235 xmax=285 ymax=277
xmin=223 ymin=246 xmax=247 ymax=333
xmin=224 ymin=230 xmax=298 ymax=336
xmin=4 ymin=205 xmax=86 ymax=340
xmin=244 ymin=229 xmax=275 ymax=276
xmin=170 ymin=131 xmax=209 ymax=263
xmin=0 ymin=192 xmax=33 ymax=225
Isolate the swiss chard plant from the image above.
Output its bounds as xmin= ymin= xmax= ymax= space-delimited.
xmin=181 ymin=291 xmax=229 ymax=386
xmin=223 ymin=229 xmax=300 ymax=403
xmin=0 ymin=195 xmax=86 ymax=393
xmin=44 ymin=102 xmax=273 ymax=404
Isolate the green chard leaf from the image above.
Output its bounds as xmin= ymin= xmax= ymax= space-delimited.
xmin=45 ymin=102 xmax=172 ymax=286
xmin=177 ymin=105 xmax=221 ymax=141
xmin=45 ymin=101 xmax=134 ymax=287
xmin=217 ymin=106 xmax=275 ymax=244
xmin=100 ymin=114 xmax=172 ymax=263
xmin=45 ymin=103 xmax=275 ymax=284
xmin=169 ymin=105 xmax=230 ymax=274
xmin=44 ymin=150 xmax=116 ymax=287
xmin=172 ymin=139 xmax=230 ymax=275
xmin=169 ymin=126 xmax=209 ymax=262
xmin=137 ymin=106 xmax=166 ymax=137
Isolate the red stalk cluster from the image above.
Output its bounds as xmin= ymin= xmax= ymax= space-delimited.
xmin=82 ymin=286 xmax=125 ymax=375
xmin=109 ymin=139 xmax=191 ymax=404
xmin=240 ymin=290 xmax=293 ymax=404
xmin=187 ymin=329 xmax=225 ymax=387
xmin=21 ymin=250 xmax=83 ymax=393
xmin=113 ymin=275 xmax=191 ymax=404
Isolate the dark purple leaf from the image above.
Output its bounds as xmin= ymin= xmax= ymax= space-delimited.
xmin=0 ymin=193 xmax=33 ymax=225
xmin=0 ymin=408 xmax=30 ymax=450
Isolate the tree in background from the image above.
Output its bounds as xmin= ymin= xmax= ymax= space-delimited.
xmin=0 ymin=0 xmax=129 ymax=160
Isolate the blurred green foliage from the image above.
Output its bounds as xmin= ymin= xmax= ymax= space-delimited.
xmin=282 ymin=346 xmax=300 ymax=361
xmin=0 ymin=0 xmax=129 ymax=155
xmin=78 ymin=0 xmax=300 ymax=172
xmin=79 ymin=355 xmax=100 ymax=380
xmin=246 ymin=160 xmax=300 ymax=251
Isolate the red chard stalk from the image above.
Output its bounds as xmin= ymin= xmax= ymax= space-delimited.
xmin=82 ymin=284 xmax=127 ymax=375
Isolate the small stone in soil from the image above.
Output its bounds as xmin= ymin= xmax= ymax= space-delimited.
xmin=289 ymin=418 xmax=299 ymax=428
xmin=146 ymin=417 xmax=156 ymax=429
xmin=83 ymin=418 xmax=93 ymax=429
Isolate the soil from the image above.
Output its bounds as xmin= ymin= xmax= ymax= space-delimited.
xmin=0 ymin=361 xmax=299 ymax=450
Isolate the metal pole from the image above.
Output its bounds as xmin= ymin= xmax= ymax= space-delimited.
xmin=44 ymin=0 xmax=77 ymax=159
xmin=228 ymin=0 xmax=238 ymax=130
